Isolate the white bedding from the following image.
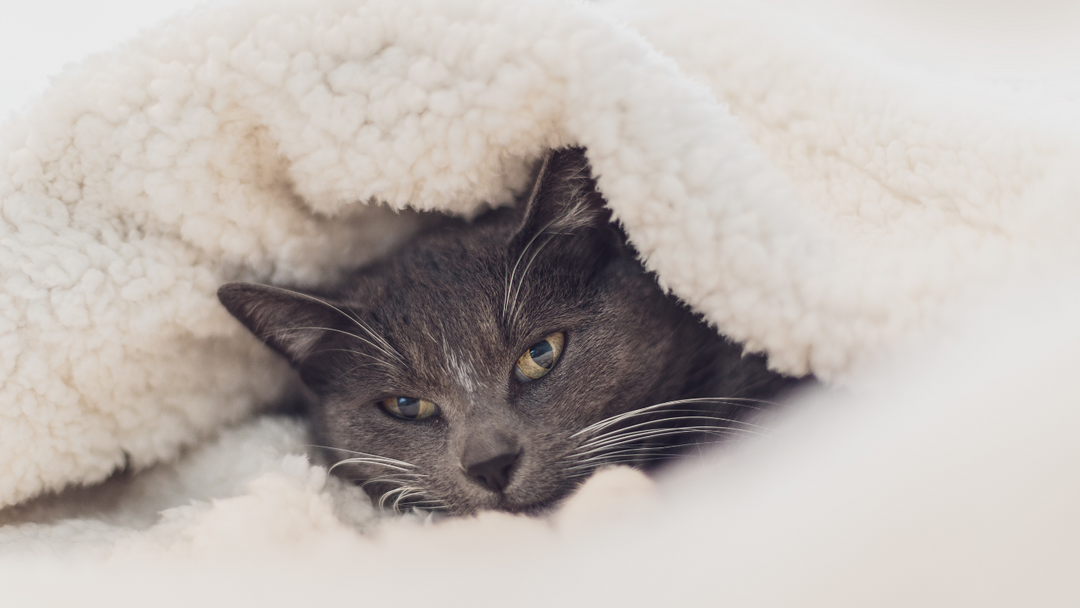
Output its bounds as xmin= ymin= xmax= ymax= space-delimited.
xmin=1 ymin=0 xmax=1079 ymax=604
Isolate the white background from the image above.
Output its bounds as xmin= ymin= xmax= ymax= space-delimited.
xmin=2 ymin=0 xmax=1079 ymax=118
xmin=1 ymin=0 xmax=219 ymax=116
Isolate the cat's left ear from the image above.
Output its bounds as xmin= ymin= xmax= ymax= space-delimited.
xmin=217 ymin=282 xmax=343 ymax=366
xmin=509 ymin=147 xmax=619 ymax=251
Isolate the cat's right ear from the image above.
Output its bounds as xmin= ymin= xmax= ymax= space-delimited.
xmin=217 ymin=283 xmax=341 ymax=366
xmin=509 ymin=147 xmax=617 ymax=251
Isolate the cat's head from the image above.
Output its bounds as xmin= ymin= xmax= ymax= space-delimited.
xmin=219 ymin=147 xmax=774 ymax=514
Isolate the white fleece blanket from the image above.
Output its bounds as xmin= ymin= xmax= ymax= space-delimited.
xmin=2 ymin=0 xmax=1080 ymax=604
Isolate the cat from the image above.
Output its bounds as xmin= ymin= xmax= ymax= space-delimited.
xmin=218 ymin=147 xmax=806 ymax=516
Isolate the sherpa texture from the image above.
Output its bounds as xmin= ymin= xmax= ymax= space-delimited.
xmin=2 ymin=0 xmax=1080 ymax=603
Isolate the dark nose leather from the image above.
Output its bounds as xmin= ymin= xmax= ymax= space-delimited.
xmin=461 ymin=432 xmax=520 ymax=493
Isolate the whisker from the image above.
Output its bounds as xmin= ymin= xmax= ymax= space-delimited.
xmin=378 ymin=487 xmax=407 ymax=510
xmin=504 ymin=232 xmax=543 ymax=321
xmin=358 ymin=476 xmax=423 ymax=490
xmin=289 ymin=291 xmax=407 ymax=365
xmin=393 ymin=488 xmax=430 ymax=511
xmin=268 ymin=325 xmax=403 ymax=370
xmin=378 ymin=486 xmax=446 ymax=514
xmin=564 ymin=425 xmax=762 ymax=474
xmin=508 ymin=232 xmax=567 ymax=326
xmin=569 ymin=441 xmax=709 ymax=466
xmin=577 ymin=425 xmax=764 ymax=453
xmin=263 ymin=288 xmax=406 ymax=365
xmin=577 ymin=414 xmax=770 ymax=450
xmin=568 ymin=434 xmax=746 ymax=469
xmin=573 ymin=433 xmax=752 ymax=464
xmin=302 ymin=446 xmax=445 ymax=514
xmin=578 ymin=414 xmax=773 ymax=451
xmin=566 ymin=430 xmax=755 ymax=471
xmin=503 ymin=152 xmax=554 ymax=321
xmin=304 ymin=445 xmax=419 ymax=469
xmin=565 ymin=455 xmax=687 ymax=478
xmin=571 ymin=398 xmax=772 ymax=439
xmin=327 ymin=458 xmax=421 ymax=475
xmin=567 ymin=453 xmax=685 ymax=473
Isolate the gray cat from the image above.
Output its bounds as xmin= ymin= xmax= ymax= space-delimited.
xmin=218 ymin=147 xmax=805 ymax=515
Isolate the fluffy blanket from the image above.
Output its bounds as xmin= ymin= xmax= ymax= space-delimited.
xmin=2 ymin=0 xmax=1079 ymax=604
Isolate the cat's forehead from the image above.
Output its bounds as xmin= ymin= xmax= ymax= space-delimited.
xmin=344 ymin=222 xmax=508 ymax=342
xmin=345 ymin=226 xmax=588 ymax=367
xmin=384 ymin=227 xmax=507 ymax=310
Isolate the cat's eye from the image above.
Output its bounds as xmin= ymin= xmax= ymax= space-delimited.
xmin=381 ymin=397 xmax=440 ymax=420
xmin=515 ymin=332 xmax=565 ymax=382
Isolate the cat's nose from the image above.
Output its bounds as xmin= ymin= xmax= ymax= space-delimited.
xmin=461 ymin=431 xmax=521 ymax=493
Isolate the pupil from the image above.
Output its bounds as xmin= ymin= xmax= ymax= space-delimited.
xmin=529 ymin=340 xmax=554 ymax=369
xmin=397 ymin=397 xmax=420 ymax=418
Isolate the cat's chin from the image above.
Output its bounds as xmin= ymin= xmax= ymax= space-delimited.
xmin=481 ymin=466 xmax=654 ymax=517
xmin=494 ymin=496 xmax=567 ymax=516
xmin=443 ymin=487 xmax=577 ymax=517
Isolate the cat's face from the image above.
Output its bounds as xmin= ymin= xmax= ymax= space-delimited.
xmin=220 ymin=148 xmax=788 ymax=514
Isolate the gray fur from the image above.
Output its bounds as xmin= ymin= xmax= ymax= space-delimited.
xmin=218 ymin=147 xmax=806 ymax=515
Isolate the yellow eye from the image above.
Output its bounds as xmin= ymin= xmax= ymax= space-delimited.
xmin=381 ymin=397 xmax=440 ymax=420
xmin=515 ymin=332 xmax=565 ymax=382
